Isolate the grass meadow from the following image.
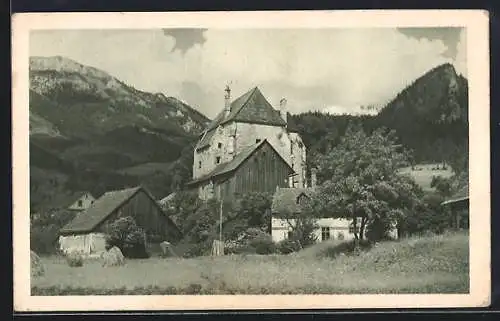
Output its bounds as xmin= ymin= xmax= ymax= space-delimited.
xmin=398 ymin=163 xmax=454 ymax=192
xmin=31 ymin=231 xmax=469 ymax=295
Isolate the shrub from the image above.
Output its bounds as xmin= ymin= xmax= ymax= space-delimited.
xmin=249 ymin=235 xmax=276 ymax=255
xmin=276 ymin=239 xmax=301 ymax=254
xmin=104 ymin=216 xmax=150 ymax=258
xmin=30 ymin=225 xmax=59 ymax=255
xmin=66 ymin=252 xmax=84 ymax=267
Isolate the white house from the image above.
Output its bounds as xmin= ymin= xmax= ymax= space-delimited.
xmin=271 ymin=186 xmax=361 ymax=243
xmin=271 ymin=182 xmax=398 ymax=243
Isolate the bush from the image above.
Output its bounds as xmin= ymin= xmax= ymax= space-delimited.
xmin=276 ymin=239 xmax=301 ymax=254
xmin=30 ymin=225 xmax=59 ymax=255
xmin=104 ymin=216 xmax=150 ymax=259
xmin=249 ymin=235 xmax=276 ymax=255
xmin=66 ymin=252 xmax=84 ymax=267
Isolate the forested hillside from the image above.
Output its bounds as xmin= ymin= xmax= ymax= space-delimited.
xmin=289 ymin=63 xmax=468 ymax=174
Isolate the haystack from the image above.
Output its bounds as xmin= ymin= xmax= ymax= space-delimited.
xmin=101 ymin=246 xmax=125 ymax=267
xmin=30 ymin=250 xmax=45 ymax=277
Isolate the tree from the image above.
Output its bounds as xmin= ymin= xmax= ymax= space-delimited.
xmin=104 ymin=216 xmax=149 ymax=258
xmin=431 ymin=175 xmax=453 ymax=198
xmin=278 ymin=197 xmax=319 ymax=250
xmin=311 ymin=122 xmax=423 ymax=242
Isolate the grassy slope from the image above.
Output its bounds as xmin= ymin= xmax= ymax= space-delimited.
xmin=399 ymin=163 xmax=454 ymax=192
xmin=32 ymin=231 xmax=468 ymax=294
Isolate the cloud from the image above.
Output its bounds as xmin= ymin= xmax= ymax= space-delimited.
xmin=397 ymin=27 xmax=462 ymax=59
xmin=30 ymin=28 xmax=464 ymax=119
xmin=162 ymin=28 xmax=207 ymax=54
xmin=454 ymin=29 xmax=467 ymax=77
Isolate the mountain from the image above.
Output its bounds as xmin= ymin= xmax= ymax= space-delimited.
xmin=374 ymin=63 xmax=468 ymax=166
xmin=290 ymin=63 xmax=469 ymax=172
xmin=29 ymin=56 xmax=210 ymax=210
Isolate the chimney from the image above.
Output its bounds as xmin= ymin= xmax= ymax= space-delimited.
xmin=279 ymin=98 xmax=287 ymax=123
xmin=224 ymin=85 xmax=231 ymax=117
xmin=310 ymin=168 xmax=318 ymax=188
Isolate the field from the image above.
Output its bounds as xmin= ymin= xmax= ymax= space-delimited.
xmin=31 ymin=231 xmax=469 ymax=295
xmin=398 ymin=163 xmax=454 ymax=192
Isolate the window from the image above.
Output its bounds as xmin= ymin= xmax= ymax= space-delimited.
xmin=77 ymin=200 xmax=83 ymax=207
xmin=287 ymin=231 xmax=294 ymax=240
xmin=198 ymin=161 xmax=202 ymax=169
xmin=216 ymin=156 xmax=221 ymax=164
xmin=256 ymin=139 xmax=261 ymax=143
xmin=218 ymin=142 xmax=222 ymax=149
xmin=321 ymin=227 xmax=331 ymax=241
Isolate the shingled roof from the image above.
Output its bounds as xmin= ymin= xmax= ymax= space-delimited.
xmin=271 ymin=187 xmax=315 ymax=217
xmin=59 ymin=186 xmax=180 ymax=235
xmin=187 ymin=139 xmax=294 ymax=186
xmin=196 ymin=87 xmax=287 ymax=151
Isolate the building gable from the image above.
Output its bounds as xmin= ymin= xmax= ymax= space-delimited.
xmin=195 ymin=87 xmax=286 ymax=151
xmin=60 ymin=186 xmax=182 ymax=239
xmin=188 ymin=139 xmax=294 ymax=187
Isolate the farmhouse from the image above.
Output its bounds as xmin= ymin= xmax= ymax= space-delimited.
xmin=59 ymin=186 xmax=182 ymax=256
xmin=271 ymin=185 xmax=362 ymax=243
xmin=192 ymin=86 xmax=308 ymax=198
xmin=38 ymin=191 xmax=95 ymax=212
xmin=32 ymin=191 xmax=96 ymax=221
xmin=186 ymin=139 xmax=295 ymax=201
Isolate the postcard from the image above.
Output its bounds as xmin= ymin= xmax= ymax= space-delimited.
xmin=12 ymin=10 xmax=490 ymax=311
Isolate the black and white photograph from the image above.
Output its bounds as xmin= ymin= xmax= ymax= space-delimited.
xmin=12 ymin=10 xmax=490 ymax=311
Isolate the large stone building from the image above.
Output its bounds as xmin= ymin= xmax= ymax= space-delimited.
xmin=189 ymin=86 xmax=308 ymax=200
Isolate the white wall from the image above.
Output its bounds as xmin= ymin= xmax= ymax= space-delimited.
xmin=58 ymin=233 xmax=107 ymax=257
xmin=271 ymin=217 xmax=356 ymax=243
xmin=271 ymin=217 xmax=399 ymax=243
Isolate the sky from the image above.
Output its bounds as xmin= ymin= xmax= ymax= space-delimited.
xmin=30 ymin=27 xmax=467 ymax=118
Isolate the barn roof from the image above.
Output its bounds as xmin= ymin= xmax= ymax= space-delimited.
xmin=271 ymin=187 xmax=315 ymax=217
xmin=195 ymin=87 xmax=287 ymax=150
xmin=59 ymin=186 xmax=181 ymax=236
xmin=441 ymin=182 xmax=470 ymax=206
xmin=36 ymin=191 xmax=94 ymax=211
xmin=187 ymin=139 xmax=294 ymax=186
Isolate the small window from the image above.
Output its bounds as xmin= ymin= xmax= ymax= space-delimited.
xmin=77 ymin=200 xmax=83 ymax=207
xmin=198 ymin=161 xmax=202 ymax=169
xmin=216 ymin=156 xmax=221 ymax=164
xmin=287 ymin=231 xmax=293 ymax=240
xmin=218 ymin=142 xmax=222 ymax=149
xmin=256 ymin=139 xmax=261 ymax=143
xmin=321 ymin=227 xmax=330 ymax=241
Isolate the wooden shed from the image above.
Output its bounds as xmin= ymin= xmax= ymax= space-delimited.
xmin=441 ymin=183 xmax=469 ymax=229
xmin=186 ymin=139 xmax=295 ymax=202
xmin=59 ymin=185 xmax=182 ymax=256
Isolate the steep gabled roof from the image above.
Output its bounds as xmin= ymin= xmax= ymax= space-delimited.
xmin=271 ymin=187 xmax=315 ymax=216
xmin=59 ymin=186 xmax=181 ymax=236
xmin=187 ymin=139 xmax=294 ymax=186
xmin=196 ymin=87 xmax=287 ymax=150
